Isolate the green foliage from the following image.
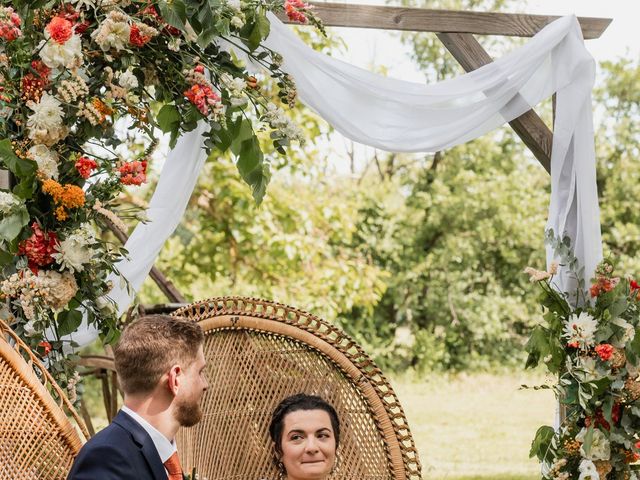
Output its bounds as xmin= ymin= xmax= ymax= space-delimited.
xmin=140 ymin=2 xmax=640 ymax=375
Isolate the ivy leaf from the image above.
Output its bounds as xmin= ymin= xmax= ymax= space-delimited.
xmin=57 ymin=309 xmax=83 ymax=337
xmin=0 ymin=139 xmax=36 ymax=177
xmin=529 ymin=425 xmax=555 ymax=460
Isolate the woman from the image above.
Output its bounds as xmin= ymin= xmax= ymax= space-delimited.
xmin=269 ymin=393 xmax=340 ymax=480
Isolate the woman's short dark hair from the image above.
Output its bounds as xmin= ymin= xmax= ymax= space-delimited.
xmin=269 ymin=393 xmax=340 ymax=455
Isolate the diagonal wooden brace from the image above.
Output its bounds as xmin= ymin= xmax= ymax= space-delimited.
xmin=437 ymin=32 xmax=552 ymax=173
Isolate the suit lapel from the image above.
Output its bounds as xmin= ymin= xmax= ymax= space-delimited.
xmin=113 ymin=410 xmax=168 ymax=480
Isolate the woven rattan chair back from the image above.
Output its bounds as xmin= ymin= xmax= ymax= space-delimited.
xmin=173 ymin=297 xmax=422 ymax=480
xmin=0 ymin=318 xmax=89 ymax=479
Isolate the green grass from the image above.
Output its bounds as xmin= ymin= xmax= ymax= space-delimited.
xmin=391 ymin=371 xmax=555 ymax=480
xmin=84 ymin=370 xmax=554 ymax=479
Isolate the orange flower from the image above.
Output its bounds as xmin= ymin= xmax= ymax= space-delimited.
xmin=42 ymin=179 xmax=85 ymax=221
xmin=92 ymin=97 xmax=113 ymax=123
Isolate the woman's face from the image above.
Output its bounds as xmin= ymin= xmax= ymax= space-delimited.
xmin=279 ymin=409 xmax=337 ymax=480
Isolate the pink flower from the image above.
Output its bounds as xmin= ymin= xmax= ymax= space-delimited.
xmin=184 ymin=84 xmax=220 ymax=116
xmin=0 ymin=7 xmax=22 ymax=41
xmin=284 ymin=0 xmax=310 ymax=24
xmin=119 ymin=160 xmax=147 ymax=186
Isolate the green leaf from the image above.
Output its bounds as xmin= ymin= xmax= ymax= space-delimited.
xmin=529 ymin=425 xmax=555 ymax=461
xmin=524 ymin=325 xmax=549 ymax=369
xmin=582 ymin=425 xmax=594 ymax=457
xmin=230 ymin=119 xmax=254 ymax=155
xmin=0 ymin=208 xmax=29 ymax=242
xmin=246 ymin=13 xmax=270 ymax=51
xmin=57 ymin=309 xmax=83 ymax=337
xmin=158 ymin=0 xmax=187 ymax=31
xmin=157 ymin=104 xmax=181 ymax=133
xmin=0 ymin=139 xmax=36 ymax=177
xmin=0 ymin=249 xmax=13 ymax=266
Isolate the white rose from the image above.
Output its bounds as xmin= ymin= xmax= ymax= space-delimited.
xmin=52 ymin=226 xmax=95 ymax=272
xmin=27 ymin=92 xmax=67 ymax=146
xmin=39 ymin=34 xmax=83 ymax=70
xmin=28 ymin=144 xmax=60 ymax=180
xmin=92 ymin=13 xmax=131 ymax=51
xmin=0 ymin=191 xmax=22 ymax=214
xmin=118 ymin=69 xmax=139 ymax=90
xmin=578 ymin=459 xmax=599 ymax=480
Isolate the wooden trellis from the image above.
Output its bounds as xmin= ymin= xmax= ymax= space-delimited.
xmin=0 ymin=2 xmax=612 ymax=306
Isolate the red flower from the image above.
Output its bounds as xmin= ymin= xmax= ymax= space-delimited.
xmin=118 ymin=160 xmax=147 ymax=186
xmin=38 ymin=341 xmax=52 ymax=356
xmin=567 ymin=341 xmax=579 ymax=349
xmin=194 ymin=65 xmax=205 ymax=74
xmin=130 ymin=24 xmax=152 ymax=47
xmin=75 ymin=156 xmax=98 ymax=179
xmin=21 ymin=60 xmax=51 ymax=102
xmin=590 ymin=283 xmax=600 ymax=298
xmin=184 ymin=84 xmax=220 ymax=116
xmin=75 ymin=20 xmax=90 ymax=35
xmin=595 ymin=344 xmax=615 ymax=361
xmin=590 ymin=276 xmax=620 ymax=298
xmin=17 ymin=223 xmax=58 ymax=273
xmin=46 ymin=16 xmax=73 ymax=44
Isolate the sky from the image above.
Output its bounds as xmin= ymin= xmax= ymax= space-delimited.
xmin=316 ymin=0 xmax=640 ymax=172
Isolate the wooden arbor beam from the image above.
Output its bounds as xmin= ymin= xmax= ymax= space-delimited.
xmin=437 ymin=32 xmax=552 ymax=172
xmin=280 ymin=3 xmax=611 ymax=173
xmin=287 ymin=3 xmax=612 ymax=39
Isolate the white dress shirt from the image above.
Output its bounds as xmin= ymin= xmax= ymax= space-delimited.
xmin=121 ymin=405 xmax=176 ymax=477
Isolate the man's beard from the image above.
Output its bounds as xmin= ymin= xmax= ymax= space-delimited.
xmin=174 ymin=395 xmax=203 ymax=427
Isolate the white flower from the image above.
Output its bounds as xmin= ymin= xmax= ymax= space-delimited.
xmin=578 ymin=459 xmax=599 ymax=480
xmin=231 ymin=15 xmax=245 ymax=29
xmin=39 ymin=34 xmax=83 ymax=70
xmin=563 ymin=312 xmax=598 ymax=349
xmin=167 ymin=37 xmax=182 ymax=52
xmin=92 ymin=11 xmax=131 ymax=51
xmin=0 ymin=192 xmax=22 ymax=214
xmin=28 ymin=145 xmax=60 ymax=180
xmin=576 ymin=428 xmax=610 ymax=461
xmin=22 ymin=320 xmax=38 ymax=337
xmin=52 ymin=225 xmax=95 ymax=273
xmin=118 ymin=69 xmax=139 ymax=90
xmin=27 ymin=93 xmax=67 ymax=146
xmin=227 ymin=0 xmax=241 ymax=9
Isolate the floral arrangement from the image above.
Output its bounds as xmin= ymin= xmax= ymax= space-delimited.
xmin=0 ymin=0 xmax=320 ymax=395
xmin=526 ymin=230 xmax=640 ymax=480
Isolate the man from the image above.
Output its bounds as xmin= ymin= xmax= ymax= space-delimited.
xmin=68 ymin=315 xmax=208 ymax=479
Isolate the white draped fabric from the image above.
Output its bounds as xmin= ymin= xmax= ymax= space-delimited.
xmin=70 ymin=13 xmax=602 ymax=346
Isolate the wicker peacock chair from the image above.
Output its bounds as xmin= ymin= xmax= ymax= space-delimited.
xmin=173 ymin=297 xmax=422 ymax=480
xmin=0 ymin=318 xmax=89 ymax=479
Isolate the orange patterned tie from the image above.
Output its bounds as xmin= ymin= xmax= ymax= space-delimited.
xmin=164 ymin=451 xmax=183 ymax=480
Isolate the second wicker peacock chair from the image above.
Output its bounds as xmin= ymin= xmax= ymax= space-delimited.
xmin=173 ymin=297 xmax=422 ymax=480
xmin=0 ymin=318 xmax=89 ymax=479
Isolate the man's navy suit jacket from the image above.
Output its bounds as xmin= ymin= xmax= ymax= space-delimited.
xmin=67 ymin=410 xmax=168 ymax=479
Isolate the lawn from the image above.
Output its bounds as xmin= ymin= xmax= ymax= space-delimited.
xmin=392 ymin=371 xmax=555 ymax=480
xmin=85 ymin=370 xmax=555 ymax=479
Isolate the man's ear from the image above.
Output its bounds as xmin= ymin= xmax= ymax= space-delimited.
xmin=167 ymin=364 xmax=181 ymax=396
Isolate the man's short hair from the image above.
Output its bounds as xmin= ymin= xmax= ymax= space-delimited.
xmin=114 ymin=315 xmax=204 ymax=395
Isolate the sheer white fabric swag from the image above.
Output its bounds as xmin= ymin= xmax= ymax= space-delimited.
xmin=67 ymin=14 xmax=601 ymax=346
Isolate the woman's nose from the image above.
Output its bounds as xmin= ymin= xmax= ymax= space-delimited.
xmin=305 ymin=437 xmax=319 ymax=453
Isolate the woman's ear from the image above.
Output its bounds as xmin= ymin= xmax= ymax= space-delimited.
xmin=167 ymin=364 xmax=181 ymax=395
